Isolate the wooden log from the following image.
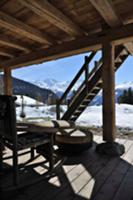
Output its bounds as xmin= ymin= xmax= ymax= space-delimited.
xmin=102 ymin=41 xmax=115 ymax=142
xmin=3 ymin=68 xmax=12 ymax=95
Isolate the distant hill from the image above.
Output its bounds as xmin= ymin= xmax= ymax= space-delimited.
xmin=32 ymin=79 xmax=133 ymax=105
xmin=0 ymin=75 xmax=57 ymax=103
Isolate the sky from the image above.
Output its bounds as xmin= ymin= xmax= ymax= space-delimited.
xmin=12 ymin=51 xmax=133 ymax=85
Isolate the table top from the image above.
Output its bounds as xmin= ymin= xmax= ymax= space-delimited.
xmin=17 ymin=120 xmax=75 ymax=133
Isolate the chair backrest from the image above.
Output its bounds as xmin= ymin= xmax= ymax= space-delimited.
xmin=0 ymin=95 xmax=17 ymax=141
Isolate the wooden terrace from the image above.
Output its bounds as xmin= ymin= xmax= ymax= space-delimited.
xmin=1 ymin=135 xmax=133 ymax=200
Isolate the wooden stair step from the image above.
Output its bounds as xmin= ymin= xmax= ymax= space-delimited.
xmin=79 ymin=105 xmax=87 ymax=108
xmin=94 ymin=86 xmax=100 ymax=90
xmin=75 ymin=110 xmax=81 ymax=114
xmin=87 ymin=93 xmax=95 ymax=97
xmin=70 ymin=116 xmax=77 ymax=121
xmin=98 ymin=79 xmax=102 ymax=84
xmin=120 ymin=49 xmax=128 ymax=56
xmin=115 ymin=57 xmax=122 ymax=63
xmin=119 ymin=54 xmax=129 ymax=60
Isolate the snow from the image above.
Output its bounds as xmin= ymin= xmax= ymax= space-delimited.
xmin=16 ymin=105 xmax=57 ymax=121
xmin=76 ymin=106 xmax=103 ymax=127
xmin=77 ymin=104 xmax=133 ymax=129
xmin=16 ymin=95 xmax=44 ymax=106
xmin=16 ymin=98 xmax=133 ymax=129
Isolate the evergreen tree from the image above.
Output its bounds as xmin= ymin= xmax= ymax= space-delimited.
xmin=118 ymin=88 xmax=133 ymax=105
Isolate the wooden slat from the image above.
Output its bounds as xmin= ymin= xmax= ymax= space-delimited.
xmin=0 ymin=11 xmax=54 ymax=45
xmin=1 ymin=22 xmax=133 ymax=69
xmin=19 ymin=0 xmax=84 ymax=37
xmin=0 ymin=35 xmax=30 ymax=52
xmin=89 ymin=0 xmax=133 ymax=55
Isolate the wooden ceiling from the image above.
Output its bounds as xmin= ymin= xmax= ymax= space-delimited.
xmin=0 ymin=0 xmax=132 ymax=69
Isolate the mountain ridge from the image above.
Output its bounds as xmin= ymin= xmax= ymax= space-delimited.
xmin=0 ymin=75 xmax=57 ymax=103
xmin=32 ymin=79 xmax=133 ymax=105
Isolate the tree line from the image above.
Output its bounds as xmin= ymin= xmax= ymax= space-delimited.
xmin=118 ymin=88 xmax=133 ymax=105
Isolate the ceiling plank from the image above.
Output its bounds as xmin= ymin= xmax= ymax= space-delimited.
xmin=0 ymin=50 xmax=14 ymax=58
xmin=89 ymin=0 xmax=133 ymax=55
xmin=19 ymin=0 xmax=85 ymax=36
xmin=0 ymin=11 xmax=54 ymax=45
xmin=1 ymin=22 xmax=133 ymax=70
xmin=0 ymin=35 xmax=30 ymax=52
xmin=89 ymin=0 xmax=122 ymax=27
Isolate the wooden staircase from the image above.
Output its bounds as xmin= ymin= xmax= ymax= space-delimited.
xmin=56 ymin=46 xmax=129 ymax=122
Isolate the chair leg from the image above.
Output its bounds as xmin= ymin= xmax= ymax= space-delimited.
xmin=0 ymin=136 xmax=3 ymax=172
xmin=49 ymin=134 xmax=54 ymax=171
xmin=30 ymin=147 xmax=35 ymax=160
xmin=13 ymin=149 xmax=18 ymax=185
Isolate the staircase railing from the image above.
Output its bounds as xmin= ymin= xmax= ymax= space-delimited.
xmin=68 ymin=57 xmax=102 ymax=108
xmin=56 ymin=52 xmax=96 ymax=119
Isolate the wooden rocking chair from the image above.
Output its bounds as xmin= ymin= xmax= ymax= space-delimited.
xmin=0 ymin=95 xmax=54 ymax=186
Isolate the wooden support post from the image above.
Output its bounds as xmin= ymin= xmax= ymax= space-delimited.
xmin=4 ymin=68 xmax=12 ymax=95
xmin=102 ymin=41 xmax=115 ymax=142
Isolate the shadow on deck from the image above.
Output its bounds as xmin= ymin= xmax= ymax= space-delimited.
xmin=1 ymin=135 xmax=133 ymax=200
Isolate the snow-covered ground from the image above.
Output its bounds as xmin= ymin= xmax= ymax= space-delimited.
xmin=77 ymin=104 xmax=133 ymax=129
xmin=16 ymin=95 xmax=44 ymax=106
xmin=16 ymin=101 xmax=133 ymax=129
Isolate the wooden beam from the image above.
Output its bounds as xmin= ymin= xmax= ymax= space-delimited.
xmin=4 ymin=68 xmax=12 ymax=95
xmin=0 ymin=11 xmax=54 ymax=45
xmin=0 ymin=35 xmax=30 ymax=52
xmin=102 ymin=41 xmax=115 ymax=142
xmin=0 ymin=50 xmax=14 ymax=58
xmin=1 ymin=22 xmax=133 ymax=69
xmin=89 ymin=0 xmax=133 ymax=55
xmin=1 ymin=36 xmax=101 ymax=69
xmin=89 ymin=0 xmax=122 ymax=27
xmin=19 ymin=0 xmax=84 ymax=36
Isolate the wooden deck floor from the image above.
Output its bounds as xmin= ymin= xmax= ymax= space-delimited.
xmin=1 ymin=135 xmax=133 ymax=200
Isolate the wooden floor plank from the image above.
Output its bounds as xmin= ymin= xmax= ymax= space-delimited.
xmin=74 ymin=139 xmax=129 ymax=200
xmin=1 ymin=136 xmax=133 ymax=200
xmin=113 ymin=161 xmax=133 ymax=200
xmin=92 ymin=143 xmax=133 ymax=200
xmin=50 ymin=148 xmax=110 ymax=199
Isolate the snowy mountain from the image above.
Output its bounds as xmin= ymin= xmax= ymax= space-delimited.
xmin=32 ymin=79 xmax=81 ymax=98
xmin=32 ymin=79 xmax=133 ymax=105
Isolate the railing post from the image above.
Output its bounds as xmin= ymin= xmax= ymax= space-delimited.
xmin=56 ymin=99 xmax=60 ymax=120
xmin=85 ymin=56 xmax=89 ymax=94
